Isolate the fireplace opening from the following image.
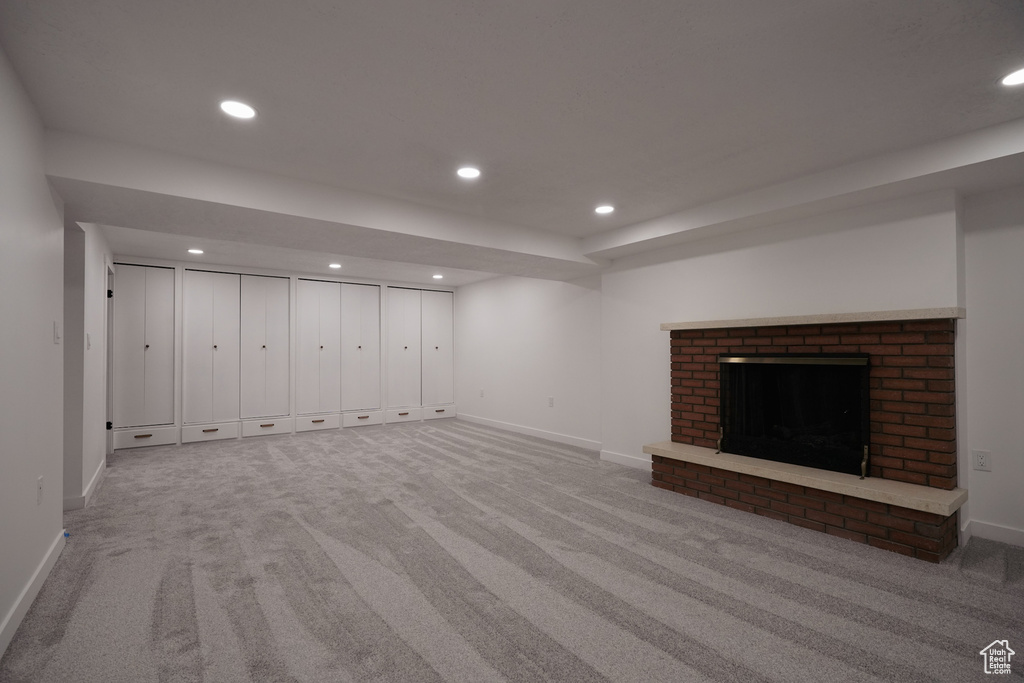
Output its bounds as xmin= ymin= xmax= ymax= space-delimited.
xmin=719 ymin=354 xmax=870 ymax=477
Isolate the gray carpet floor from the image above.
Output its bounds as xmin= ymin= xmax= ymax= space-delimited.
xmin=2 ymin=419 xmax=1022 ymax=682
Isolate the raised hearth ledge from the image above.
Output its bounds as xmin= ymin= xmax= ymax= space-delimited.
xmin=660 ymin=307 xmax=965 ymax=331
xmin=643 ymin=441 xmax=967 ymax=517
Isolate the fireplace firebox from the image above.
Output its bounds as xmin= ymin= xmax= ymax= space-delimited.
xmin=719 ymin=354 xmax=870 ymax=477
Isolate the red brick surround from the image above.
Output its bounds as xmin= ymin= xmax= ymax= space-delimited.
xmin=652 ymin=456 xmax=959 ymax=562
xmin=670 ymin=319 xmax=957 ymax=489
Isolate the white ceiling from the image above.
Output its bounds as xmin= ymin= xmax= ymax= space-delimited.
xmin=2 ymin=1 xmax=1024 ymax=283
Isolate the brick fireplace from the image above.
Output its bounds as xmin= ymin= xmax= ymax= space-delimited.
xmin=644 ymin=313 xmax=967 ymax=562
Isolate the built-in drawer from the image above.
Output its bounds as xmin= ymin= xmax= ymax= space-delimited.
xmin=113 ymin=426 xmax=179 ymax=450
xmin=242 ymin=418 xmax=293 ymax=438
xmin=385 ymin=408 xmax=422 ymax=424
xmin=342 ymin=410 xmax=384 ymax=427
xmin=181 ymin=422 xmax=240 ymax=443
xmin=296 ymin=414 xmax=341 ymax=432
xmin=423 ymin=405 xmax=457 ymax=420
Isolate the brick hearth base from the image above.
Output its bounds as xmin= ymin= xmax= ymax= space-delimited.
xmin=652 ymin=454 xmax=959 ymax=562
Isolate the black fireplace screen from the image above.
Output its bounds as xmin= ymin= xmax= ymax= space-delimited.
xmin=719 ymin=354 xmax=870 ymax=476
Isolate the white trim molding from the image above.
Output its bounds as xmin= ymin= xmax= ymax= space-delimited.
xmin=0 ymin=531 xmax=66 ymax=656
xmin=600 ymin=449 xmax=651 ymax=470
xmin=963 ymin=519 xmax=1024 ymax=548
xmin=456 ymin=414 xmax=601 ymax=451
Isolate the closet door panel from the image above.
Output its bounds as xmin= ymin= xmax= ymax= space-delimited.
xmin=296 ymin=280 xmax=321 ymax=415
xmin=211 ymin=273 xmax=240 ymax=422
xmin=421 ymin=290 xmax=454 ymax=406
xmin=318 ymin=281 xmax=342 ymax=414
xmin=386 ymin=287 xmax=421 ymax=408
xmin=144 ymin=267 xmax=176 ymax=425
xmin=184 ymin=271 xmax=239 ymax=424
xmin=183 ymin=271 xmax=215 ymax=424
xmin=263 ymin=277 xmax=291 ymax=417
xmin=112 ymin=265 xmax=147 ymax=428
xmin=341 ymin=283 xmax=381 ymax=412
xmin=239 ymin=276 xmax=268 ymax=419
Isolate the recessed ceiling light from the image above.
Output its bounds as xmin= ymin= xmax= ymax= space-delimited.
xmin=1002 ymin=67 xmax=1024 ymax=86
xmin=329 ymin=263 xmax=342 ymax=269
xmin=432 ymin=274 xmax=443 ymax=279
xmin=188 ymin=249 xmax=204 ymax=254
xmin=595 ymin=205 xmax=615 ymax=214
xmin=457 ymin=166 xmax=481 ymax=179
xmin=220 ymin=100 xmax=257 ymax=119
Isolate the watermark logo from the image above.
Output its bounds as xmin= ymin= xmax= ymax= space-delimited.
xmin=980 ymin=640 xmax=1015 ymax=675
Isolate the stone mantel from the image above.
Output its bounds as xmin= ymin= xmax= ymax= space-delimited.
xmin=660 ymin=307 xmax=965 ymax=332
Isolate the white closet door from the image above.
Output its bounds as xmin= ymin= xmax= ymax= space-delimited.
xmin=341 ymin=283 xmax=381 ymax=411
xmin=296 ymin=279 xmax=341 ymax=415
xmin=183 ymin=271 xmax=240 ymax=423
xmin=183 ymin=271 xmax=215 ymax=423
xmin=113 ymin=265 xmax=147 ymax=428
xmin=263 ymin=277 xmax=291 ymax=417
xmin=239 ymin=276 xmax=268 ymax=418
xmin=113 ymin=265 xmax=174 ymax=428
xmin=143 ymin=266 xmax=175 ymax=425
xmin=240 ymin=275 xmax=290 ymax=418
xmin=318 ymin=281 xmax=342 ymax=414
xmin=296 ymin=280 xmax=321 ymax=415
xmin=421 ymin=290 xmax=454 ymax=406
xmin=211 ymin=273 xmax=240 ymax=422
xmin=386 ymin=287 xmax=421 ymax=408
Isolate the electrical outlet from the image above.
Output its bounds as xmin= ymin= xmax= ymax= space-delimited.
xmin=547 ymin=396 xmax=554 ymax=408
xmin=53 ymin=321 xmax=61 ymax=345
xmin=37 ymin=476 xmax=44 ymax=505
xmin=972 ymin=449 xmax=992 ymax=472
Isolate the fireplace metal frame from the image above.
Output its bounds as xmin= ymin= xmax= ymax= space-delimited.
xmin=718 ymin=353 xmax=870 ymax=478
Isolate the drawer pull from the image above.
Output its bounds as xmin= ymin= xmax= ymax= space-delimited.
xmin=312 ymin=419 xmax=325 ymax=424
xmin=435 ymin=409 xmax=445 ymax=413
xmin=134 ymin=434 xmax=152 ymax=439
xmin=398 ymin=412 xmax=409 ymax=417
xmin=357 ymin=415 xmax=369 ymax=420
xmin=202 ymin=428 xmax=219 ymax=433
xmin=260 ymin=423 xmax=275 ymax=428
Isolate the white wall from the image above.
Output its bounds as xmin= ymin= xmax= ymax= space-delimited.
xmin=64 ymin=223 xmax=113 ymax=510
xmin=598 ymin=191 xmax=962 ymax=466
xmin=0 ymin=47 xmax=67 ymax=655
xmin=455 ymin=275 xmax=602 ymax=449
xmin=963 ymin=186 xmax=1024 ymax=546
xmin=63 ymin=225 xmax=85 ymax=503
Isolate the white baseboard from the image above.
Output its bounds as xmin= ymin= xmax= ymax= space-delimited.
xmin=600 ymin=449 xmax=651 ymax=470
xmin=457 ymin=414 xmax=601 ymax=451
xmin=962 ymin=519 xmax=1024 ymax=548
xmin=63 ymin=457 xmax=107 ymax=511
xmin=0 ymin=530 xmax=66 ymax=657
xmin=82 ymin=457 xmax=106 ymax=507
